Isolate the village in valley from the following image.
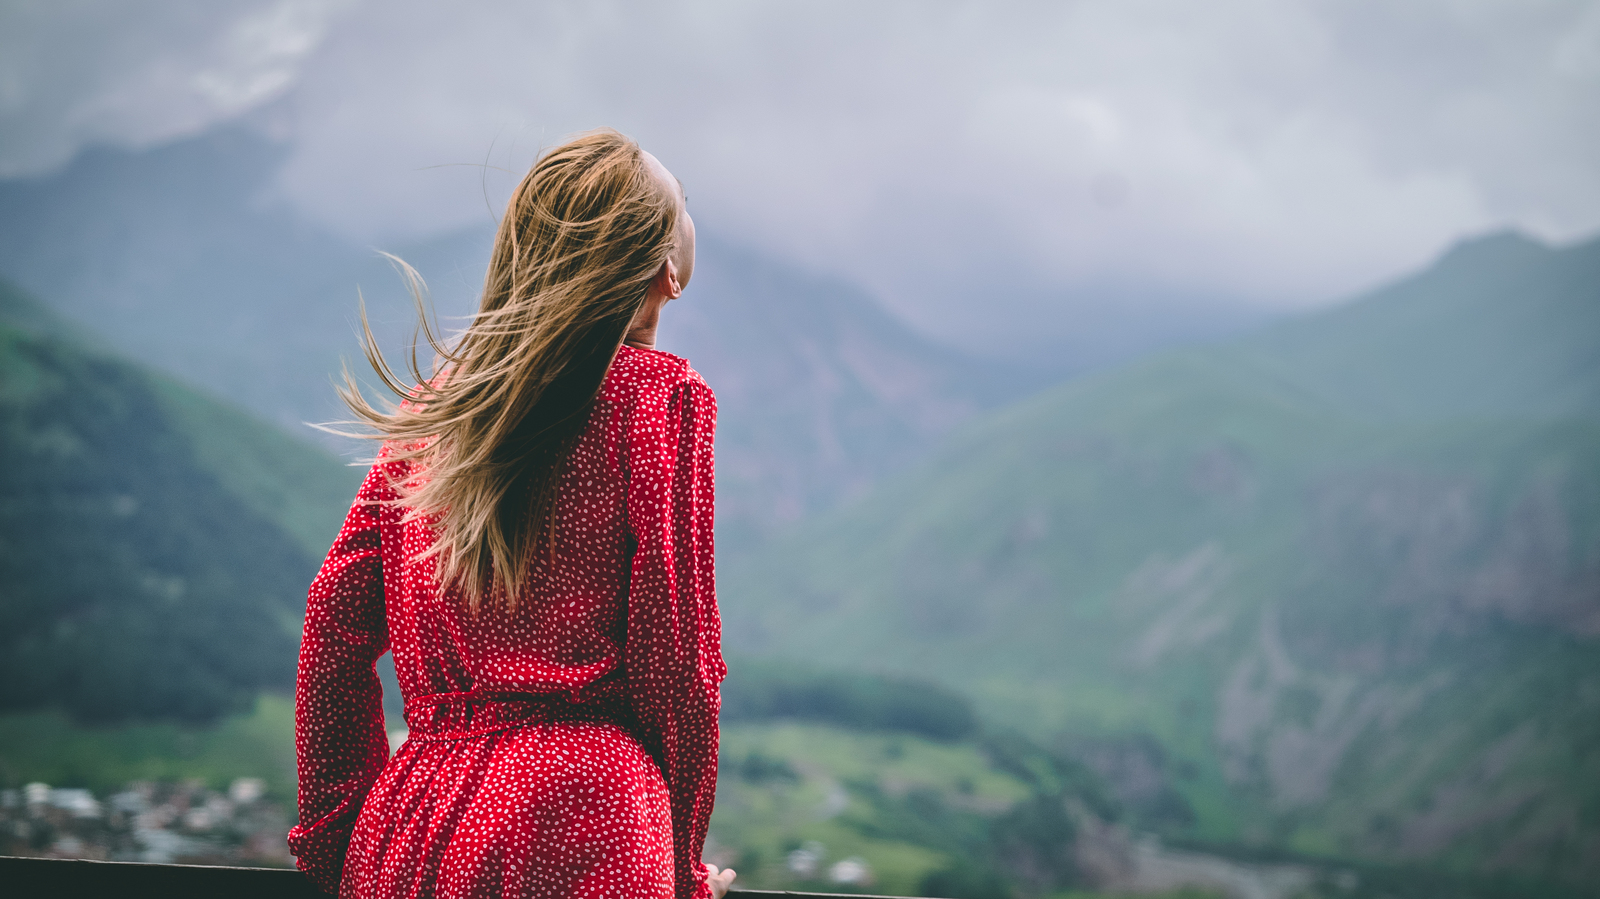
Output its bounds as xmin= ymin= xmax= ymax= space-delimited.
xmin=1 ymin=778 xmax=292 ymax=866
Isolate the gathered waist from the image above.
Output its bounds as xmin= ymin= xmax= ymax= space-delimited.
xmin=403 ymin=687 xmax=629 ymax=742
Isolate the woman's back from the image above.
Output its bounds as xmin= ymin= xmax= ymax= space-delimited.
xmin=290 ymin=344 xmax=724 ymax=898
xmin=385 ymin=345 xmax=717 ymax=708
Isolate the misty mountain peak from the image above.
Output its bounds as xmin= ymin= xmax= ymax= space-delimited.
xmin=1432 ymin=228 xmax=1550 ymax=274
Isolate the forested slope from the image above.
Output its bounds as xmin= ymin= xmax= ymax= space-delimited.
xmin=0 ymin=280 xmax=358 ymax=723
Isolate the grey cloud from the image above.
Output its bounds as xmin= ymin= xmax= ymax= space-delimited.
xmin=0 ymin=0 xmax=349 ymax=177
xmin=4 ymin=0 xmax=1598 ymax=351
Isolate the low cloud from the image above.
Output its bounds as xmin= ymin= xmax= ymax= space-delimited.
xmin=4 ymin=0 xmax=1598 ymax=348
xmin=0 ymin=0 xmax=350 ymax=177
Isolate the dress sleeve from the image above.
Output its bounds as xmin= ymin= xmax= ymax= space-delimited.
xmin=287 ymin=462 xmax=393 ymax=894
xmin=623 ymin=372 xmax=725 ymax=899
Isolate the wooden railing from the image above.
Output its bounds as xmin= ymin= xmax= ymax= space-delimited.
xmin=0 ymin=856 xmax=919 ymax=898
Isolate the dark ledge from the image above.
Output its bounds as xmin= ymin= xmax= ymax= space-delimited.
xmin=0 ymin=856 xmax=918 ymax=898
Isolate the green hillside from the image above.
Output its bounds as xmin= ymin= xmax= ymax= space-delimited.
xmin=0 ymin=278 xmax=361 ymax=723
xmin=722 ymin=233 xmax=1600 ymax=884
xmin=1234 ymin=231 xmax=1600 ymax=421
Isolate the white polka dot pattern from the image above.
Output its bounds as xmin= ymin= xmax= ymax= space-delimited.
xmin=289 ymin=346 xmax=724 ymax=899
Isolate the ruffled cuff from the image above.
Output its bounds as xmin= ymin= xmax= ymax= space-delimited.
xmin=287 ymin=793 xmax=364 ymax=895
xmin=686 ymin=860 xmax=712 ymax=899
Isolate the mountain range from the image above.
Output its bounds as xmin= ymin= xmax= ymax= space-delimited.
xmin=0 ymin=127 xmax=1054 ymax=728
xmin=720 ymin=231 xmax=1600 ymax=883
xmin=0 ymin=128 xmax=1046 ymax=550
xmin=3 ymin=125 xmax=1598 ymax=889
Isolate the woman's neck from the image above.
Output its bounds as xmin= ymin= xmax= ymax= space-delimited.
xmin=624 ymin=291 xmax=668 ymax=349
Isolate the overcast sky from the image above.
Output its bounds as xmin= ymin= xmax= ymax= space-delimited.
xmin=3 ymin=0 xmax=1598 ymax=349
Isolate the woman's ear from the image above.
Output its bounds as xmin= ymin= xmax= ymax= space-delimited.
xmin=653 ymin=258 xmax=683 ymax=300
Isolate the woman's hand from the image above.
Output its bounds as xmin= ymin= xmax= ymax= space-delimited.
xmin=706 ymin=863 xmax=737 ymax=899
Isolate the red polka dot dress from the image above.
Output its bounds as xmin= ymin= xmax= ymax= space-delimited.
xmin=288 ymin=346 xmax=724 ymax=899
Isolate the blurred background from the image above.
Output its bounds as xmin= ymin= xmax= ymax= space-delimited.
xmin=1 ymin=2 xmax=1598 ymax=897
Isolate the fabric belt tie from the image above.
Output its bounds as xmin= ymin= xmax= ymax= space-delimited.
xmin=402 ymin=687 xmax=624 ymax=742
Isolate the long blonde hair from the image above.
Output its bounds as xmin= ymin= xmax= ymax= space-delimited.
xmin=339 ymin=129 xmax=680 ymax=610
